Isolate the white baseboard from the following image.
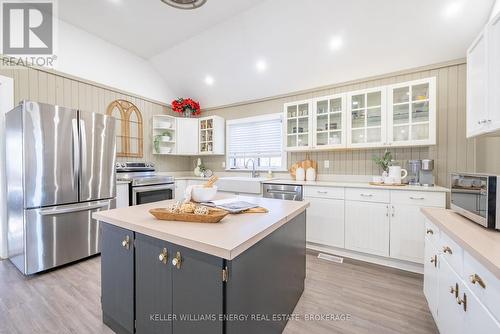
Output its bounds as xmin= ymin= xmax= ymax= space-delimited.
xmin=307 ymin=243 xmax=424 ymax=274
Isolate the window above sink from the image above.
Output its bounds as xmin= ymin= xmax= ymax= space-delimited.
xmin=226 ymin=113 xmax=287 ymax=171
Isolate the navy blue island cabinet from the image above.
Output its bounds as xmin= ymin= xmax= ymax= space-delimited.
xmin=100 ymin=211 xmax=306 ymax=334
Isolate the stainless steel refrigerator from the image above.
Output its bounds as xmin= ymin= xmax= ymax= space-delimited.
xmin=6 ymin=101 xmax=116 ymax=275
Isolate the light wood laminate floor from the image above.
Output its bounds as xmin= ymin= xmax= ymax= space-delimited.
xmin=0 ymin=252 xmax=438 ymax=334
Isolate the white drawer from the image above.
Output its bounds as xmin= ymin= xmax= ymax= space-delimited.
xmin=439 ymin=232 xmax=464 ymax=276
xmin=463 ymin=251 xmax=500 ymax=321
xmin=391 ymin=190 xmax=446 ymax=207
xmin=345 ymin=188 xmax=390 ymax=203
xmin=304 ymin=186 xmax=344 ymax=199
xmin=424 ymin=218 xmax=440 ymax=245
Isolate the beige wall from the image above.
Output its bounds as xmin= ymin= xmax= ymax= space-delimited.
xmin=0 ymin=66 xmax=191 ymax=172
xmin=476 ymin=137 xmax=500 ymax=174
xmin=201 ymin=60 xmax=476 ymax=187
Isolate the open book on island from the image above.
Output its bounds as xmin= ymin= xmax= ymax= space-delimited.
xmin=200 ymin=199 xmax=259 ymax=214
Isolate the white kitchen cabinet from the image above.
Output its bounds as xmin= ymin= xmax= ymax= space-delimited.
xmin=487 ymin=13 xmax=500 ymax=132
xmin=387 ymin=78 xmax=436 ymax=146
xmin=423 ymin=220 xmax=439 ymax=321
xmin=312 ymin=94 xmax=347 ymax=149
xmin=389 ymin=204 xmax=426 ymax=263
xmin=305 ymin=196 xmax=344 ymax=248
xmin=116 ymin=182 xmax=130 ymax=208
xmin=284 ymin=99 xmax=312 ymax=150
xmin=467 ymin=28 xmax=489 ymax=138
xmin=174 ymin=180 xmax=187 ymax=200
xmin=347 ymin=87 xmax=387 ymax=148
xmin=152 ymin=115 xmax=176 ymax=155
xmin=437 ymin=258 xmax=464 ymax=334
xmin=199 ymin=116 xmax=225 ymax=155
xmin=345 ymin=200 xmax=389 ymax=257
xmin=462 ymin=282 xmax=500 ymax=334
xmin=176 ymin=118 xmax=199 ymax=155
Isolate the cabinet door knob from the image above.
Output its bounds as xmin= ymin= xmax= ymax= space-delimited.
xmin=172 ymin=251 xmax=182 ymax=269
xmin=122 ymin=235 xmax=130 ymax=250
xmin=450 ymin=283 xmax=459 ymax=298
xmin=442 ymin=246 xmax=452 ymax=254
xmin=426 ymin=229 xmax=434 ymax=235
xmin=457 ymin=293 xmax=467 ymax=312
xmin=469 ymin=274 xmax=486 ymax=289
xmin=391 ymin=205 xmax=395 ymax=217
xmin=158 ymin=248 xmax=168 ymax=264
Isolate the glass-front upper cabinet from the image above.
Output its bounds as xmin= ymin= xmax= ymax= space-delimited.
xmin=347 ymin=88 xmax=387 ymax=147
xmin=387 ymin=78 xmax=436 ymax=146
xmin=312 ymin=94 xmax=346 ymax=148
xmin=284 ymin=100 xmax=312 ymax=150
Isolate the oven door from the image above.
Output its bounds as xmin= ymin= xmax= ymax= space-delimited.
xmin=132 ymin=184 xmax=175 ymax=205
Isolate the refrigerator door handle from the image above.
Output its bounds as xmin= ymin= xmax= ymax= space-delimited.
xmin=72 ymin=118 xmax=80 ymax=191
xmin=38 ymin=201 xmax=110 ymax=216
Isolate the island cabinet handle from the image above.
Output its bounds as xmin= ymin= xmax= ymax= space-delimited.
xmin=121 ymin=235 xmax=130 ymax=250
xmin=450 ymin=283 xmax=459 ymax=298
xmin=409 ymin=196 xmax=425 ymax=200
xmin=430 ymin=255 xmax=437 ymax=267
xmin=360 ymin=193 xmax=373 ymax=197
xmin=469 ymin=274 xmax=486 ymax=289
xmin=457 ymin=293 xmax=467 ymax=312
xmin=172 ymin=251 xmax=182 ymax=269
xmin=443 ymin=246 xmax=453 ymax=254
xmin=317 ymin=191 xmax=328 ymax=194
xmin=158 ymin=248 xmax=168 ymax=264
xmin=426 ymin=229 xmax=434 ymax=235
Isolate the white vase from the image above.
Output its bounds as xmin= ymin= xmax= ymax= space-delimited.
xmin=194 ymin=158 xmax=202 ymax=176
xmin=295 ymin=167 xmax=305 ymax=181
xmin=305 ymin=167 xmax=316 ymax=181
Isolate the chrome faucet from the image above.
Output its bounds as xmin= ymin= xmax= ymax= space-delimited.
xmin=245 ymin=159 xmax=259 ymax=178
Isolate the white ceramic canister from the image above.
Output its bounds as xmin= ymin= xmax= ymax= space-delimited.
xmin=295 ymin=167 xmax=305 ymax=181
xmin=306 ymin=167 xmax=316 ymax=181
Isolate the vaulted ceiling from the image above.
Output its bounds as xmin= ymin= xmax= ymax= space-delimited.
xmin=59 ymin=0 xmax=495 ymax=108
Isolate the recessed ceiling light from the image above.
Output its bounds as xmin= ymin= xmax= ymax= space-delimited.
xmin=204 ymin=75 xmax=214 ymax=86
xmin=329 ymin=36 xmax=343 ymax=51
xmin=256 ymin=59 xmax=267 ymax=72
xmin=443 ymin=1 xmax=464 ymax=19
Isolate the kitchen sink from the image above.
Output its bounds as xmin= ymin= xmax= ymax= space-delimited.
xmin=217 ymin=176 xmax=268 ymax=194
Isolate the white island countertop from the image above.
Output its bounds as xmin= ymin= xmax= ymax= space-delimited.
xmin=93 ymin=196 xmax=309 ymax=260
xmin=263 ymin=179 xmax=449 ymax=192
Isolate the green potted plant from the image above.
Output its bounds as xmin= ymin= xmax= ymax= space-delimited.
xmin=373 ymin=150 xmax=393 ymax=173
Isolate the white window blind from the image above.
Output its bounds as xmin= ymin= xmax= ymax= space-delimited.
xmin=226 ymin=114 xmax=285 ymax=170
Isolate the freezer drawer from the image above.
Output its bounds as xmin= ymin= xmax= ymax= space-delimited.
xmin=21 ymin=199 xmax=115 ymax=275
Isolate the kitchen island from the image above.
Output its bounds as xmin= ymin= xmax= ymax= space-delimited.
xmin=93 ymin=196 xmax=309 ymax=334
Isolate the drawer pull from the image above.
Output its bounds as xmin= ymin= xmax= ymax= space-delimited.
xmin=158 ymin=248 xmax=168 ymax=264
xmin=457 ymin=293 xmax=467 ymax=312
xmin=469 ymin=274 xmax=486 ymax=289
xmin=450 ymin=283 xmax=459 ymax=298
xmin=360 ymin=193 xmax=373 ymax=197
xmin=391 ymin=205 xmax=395 ymax=217
xmin=430 ymin=255 xmax=437 ymax=267
xmin=409 ymin=196 xmax=425 ymax=200
xmin=317 ymin=191 xmax=328 ymax=194
xmin=443 ymin=246 xmax=453 ymax=254
xmin=426 ymin=229 xmax=434 ymax=235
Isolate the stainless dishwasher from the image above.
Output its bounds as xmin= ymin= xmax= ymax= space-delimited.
xmin=263 ymin=183 xmax=303 ymax=201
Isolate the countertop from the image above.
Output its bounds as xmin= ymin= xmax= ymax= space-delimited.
xmin=93 ymin=195 xmax=309 ymax=260
xmin=263 ymin=179 xmax=449 ymax=192
xmin=422 ymin=207 xmax=500 ymax=279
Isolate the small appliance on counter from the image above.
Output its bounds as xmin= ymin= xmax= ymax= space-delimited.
xmin=407 ymin=160 xmax=422 ymax=185
xmin=419 ymin=159 xmax=435 ymax=186
xmin=450 ymin=173 xmax=500 ymax=231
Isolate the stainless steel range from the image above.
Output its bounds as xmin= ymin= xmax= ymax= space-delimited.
xmin=116 ymin=162 xmax=175 ymax=205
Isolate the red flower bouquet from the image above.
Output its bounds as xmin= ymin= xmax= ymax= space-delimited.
xmin=171 ymin=98 xmax=201 ymax=117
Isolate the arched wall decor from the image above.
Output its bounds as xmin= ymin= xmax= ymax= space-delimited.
xmin=106 ymin=99 xmax=144 ymax=158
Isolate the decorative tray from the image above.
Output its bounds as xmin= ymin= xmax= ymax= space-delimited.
xmin=149 ymin=207 xmax=229 ymax=224
xmin=369 ymin=182 xmax=407 ymax=187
